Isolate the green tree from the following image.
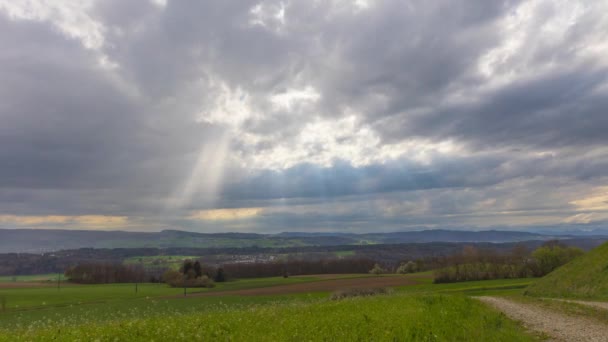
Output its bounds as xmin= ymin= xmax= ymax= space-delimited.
xmin=214 ymin=267 xmax=226 ymax=282
xmin=181 ymin=260 xmax=194 ymax=279
xmin=193 ymin=261 xmax=203 ymax=278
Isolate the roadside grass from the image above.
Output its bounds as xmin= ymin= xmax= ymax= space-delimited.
xmin=1 ymin=293 xmax=537 ymax=342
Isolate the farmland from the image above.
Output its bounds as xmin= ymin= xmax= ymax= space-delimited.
xmin=0 ymin=271 xmax=541 ymax=341
xmin=2 ymin=293 xmax=534 ymax=341
xmin=3 ymin=243 xmax=604 ymax=340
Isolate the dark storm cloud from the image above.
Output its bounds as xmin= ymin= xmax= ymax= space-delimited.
xmin=1 ymin=0 xmax=607 ymax=231
xmin=375 ymin=66 xmax=608 ymax=149
xmin=0 ymin=15 xmax=136 ymax=190
xmin=0 ymin=11 xmax=222 ymax=215
xmin=222 ymin=148 xmax=608 ymax=201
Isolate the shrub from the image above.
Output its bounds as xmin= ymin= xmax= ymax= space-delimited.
xmin=164 ymin=269 xmax=215 ymax=288
xmin=162 ymin=270 xmax=182 ymax=285
xmin=369 ymin=263 xmax=386 ymax=275
xmin=396 ymin=261 xmax=418 ymax=274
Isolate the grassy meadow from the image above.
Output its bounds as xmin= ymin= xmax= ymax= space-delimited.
xmin=1 ymin=294 xmax=535 ymax=341
xmin=0 ymin=275 xmax=342 ymax=311
xmin=0 ymin=272 xmax=542 ymax=341
xmin=0 ymin=274 xmax=59 ymax=282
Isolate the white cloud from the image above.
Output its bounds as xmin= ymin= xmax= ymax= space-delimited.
xmin=0 ymin=0 xmax=105 ymax=49
xmin=1 ymin=0 xmax=607 ymax=233
xmin=270 ymin=86 xmax=320 ymax=110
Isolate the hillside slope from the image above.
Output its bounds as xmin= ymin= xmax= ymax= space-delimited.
xmin=526 ymin=242 xmax=608 ymax=299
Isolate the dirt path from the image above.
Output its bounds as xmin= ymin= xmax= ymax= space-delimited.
xmin=477 ymin=296 xmax=608 ymax=342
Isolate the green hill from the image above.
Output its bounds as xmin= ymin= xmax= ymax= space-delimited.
xmin=526 ymin=241 xmax=608 ymax=300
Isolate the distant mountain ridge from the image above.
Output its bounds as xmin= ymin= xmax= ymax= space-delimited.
xmin=0 ymin=228 xmax=598 ymax=253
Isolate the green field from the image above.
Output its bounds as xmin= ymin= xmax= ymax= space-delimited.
xmin=0 ymin=273 xmax=540 ymax=341
xmin=0 ymin=275 xmax=342 ymax=310
xmin=334 ymin=250 xmax=356 ymax=257
xmin=0 ymin=274 xmax=59 ymax=282
xmin=1 ymin=294 xmax=535 ymax=341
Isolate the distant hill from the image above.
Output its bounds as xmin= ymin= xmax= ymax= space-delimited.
xmin=525 ymin=242 xmax=608 ymax=300
xmin=0 ymin=228 xmax=594 ymax=253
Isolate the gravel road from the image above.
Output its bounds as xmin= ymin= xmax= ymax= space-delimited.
xmin=477 ymin=296 xmax=608 ymax=342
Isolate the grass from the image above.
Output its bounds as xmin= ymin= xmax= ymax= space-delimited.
xmin=0 ymin=276 xmax=333 ymax=310
xmin=525 ymin=242 xmax=608 ymax=300
xmin=0 ymin=274 xmax=59 ymax=282
xmin=0 ymin=273 xmax=525 ymax=327
xmin=0 ymin=293 xmax=536 ymax=341
xmin=334 ymin=250 xmax=355 ymax=257
xmin=0 ymin=292 xmax=325 ymax=330
xmin=0 ymin=273 xmax=543 ymax=341
xmin=0 ymin=283 xmax=184 ymax=310
xmin=394 ymin=277 xmax=533 ymax=296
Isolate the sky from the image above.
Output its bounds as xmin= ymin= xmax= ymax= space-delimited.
xmin=1 ymin=0 xmax=608 ymax=233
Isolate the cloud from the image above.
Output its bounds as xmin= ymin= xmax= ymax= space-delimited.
xmin=0 ymin=0 xmax=607 ymax=233
xmin=570 ymin=187 xmax=608 ymax=212
xmin=0 ymin=215 xmax=129 ymax=229
xmin=189 ymin=208 xmax=263 ymax=221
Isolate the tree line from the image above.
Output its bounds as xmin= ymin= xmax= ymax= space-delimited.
xmin=64 ymin=263 xmax=147 ymax=284
xmin=432 ymin=241 xmax=584 ymax=283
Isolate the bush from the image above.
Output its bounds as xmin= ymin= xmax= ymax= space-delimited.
xmin=330 ymin=287 xmax=394 ymax=300
xmin=369 ymin=263 xmax=386 ymax=275
xmin=396 ymin=261 xmax=418 ymax=274
xmin=162 ymin=270 xmax=182 ymax=285
xmin=163 ymin=269 xmax=215 ymax=288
